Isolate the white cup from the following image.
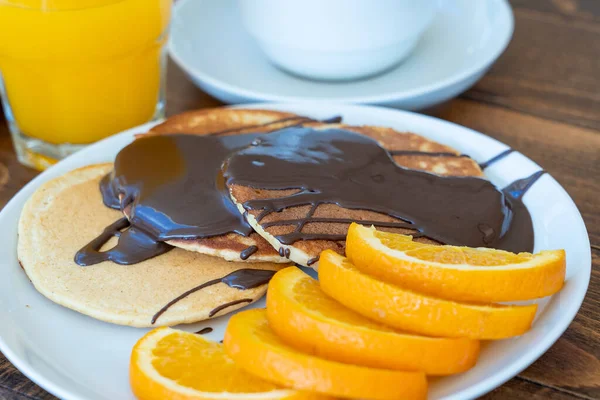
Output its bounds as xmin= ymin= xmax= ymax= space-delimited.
xmin=239 ymin=0 xmax=437 ymax=81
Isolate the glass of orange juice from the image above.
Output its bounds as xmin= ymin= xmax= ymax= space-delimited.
xmin=0 ymin=0 xmax=172 ymax=170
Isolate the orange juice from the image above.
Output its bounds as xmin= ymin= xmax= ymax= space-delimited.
xmin=0 ymin=0 xmax=171 ymax=145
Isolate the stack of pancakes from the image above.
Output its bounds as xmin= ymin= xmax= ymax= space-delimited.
xmin=17 ymin=108 xmax=483 ymax=327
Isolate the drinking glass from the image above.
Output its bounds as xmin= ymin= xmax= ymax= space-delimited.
xmin=0 ymin=0 xmax=172 ymax=170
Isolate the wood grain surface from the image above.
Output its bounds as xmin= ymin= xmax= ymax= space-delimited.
xmin=0 ymin=0 xmax=598 ymax=398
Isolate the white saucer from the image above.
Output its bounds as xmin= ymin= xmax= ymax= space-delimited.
xmin=0 ymin=103 xmax=590 ymax=400
xmin=169 ymin=0 xmax=514 ymax=109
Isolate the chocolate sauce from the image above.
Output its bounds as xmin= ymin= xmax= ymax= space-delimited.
xmin=321 ymin=116 xmax=343 ymax=124
xmin=82 ymin=120 xmax=541 ymax=267
xmin=503 ymin=170 xmax=545 ymax=198
xmin=389 ymin=150 xmax=470 ymax=158
xmin=199 ymin=114 xmax=341 ymax=138
xmin=239 ymin=245 xmax=258 ymax=260
xmin=76 ymin=134 xmax=259 ymax=266
xmin=209 ymin=299 xmax=252 ymax=318
xmin=495 ymin=171 xmax=545 ymax=252
xmin=104 ymin=134 xmax=258 ymax=240
xmin=220 ymin=269 xmax=277 ymax=289
xmin=306 ymin=257 xmax=319 ymax=266
xmin=195 ymin=327 xmax=213 ymax=334
xmin=100 ymin=173 xmax=120 ymax=209
xmin=262 ymin=218 xmax=412 ymax=230
xmin=78 ymin=117 xmax=342 ymax=266
xmin=479 ymin=149 xmax=515 ymax=169
xmin=75 ymin=218 xmax=172 ymax=266
xmin=205 ymin=116 xmax=313 ymax=137
xmin=223 ymin=127 xmax=536 ymax=252
xmin=151 ymin=268 xmax=276 ymax=324
xmin=255 ymin=209 xmax=270 ymax=222
xmin=278 ymin=247 xmax=291 ymax=258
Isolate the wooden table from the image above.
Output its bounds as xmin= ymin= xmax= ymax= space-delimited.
xmin=1 ymin=1 xmax=598 ymax=399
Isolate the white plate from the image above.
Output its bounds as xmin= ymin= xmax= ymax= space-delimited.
xmin=169 ymin=0 xmax=514 ymax=109
xmin=0 ymin=104 xmax=590 ymax=400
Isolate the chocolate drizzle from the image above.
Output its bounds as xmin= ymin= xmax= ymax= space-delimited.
xmin=503 ymin=170 xmax=545 ymax=198
xmin=204 ymin=116 xmax=313 ymax=137
xmin=151 ymin=268 xmax=276 ymax=324
xmin=100 ymin=173 xmax=120 ymax=209
xmin=479 ymin=149 xmax=515 ymax=169
xmin=75 ymin=218 xmax=172 ymax=266
xmin=494 ymin=171 xmax=545 ymax=252
xmin=224 ymin=127 xmax=537 ymax=252
xmin=202 ymin=114 xmax=341 ymax=138
xmin=307 ymin=257 xmax=319 ymax=266
xmin=263 ymin=218 xmax=413 ymax=230
xmin=209 ymin=299 xmax=252 ymax=318
xmin=220 ymin=269 xmax=277 ymax=289
xmin=239 ymin=245 xmax=258 ymax=260
xmin=389 ymin=150 xmax=471 ymax=158
xmin=195 ymin=327 xmax=213 ymax=334
xmin=321 ymin=116 xmax=343 ymax=124
xmin=278 ymin=247 xmax=291 ymax=258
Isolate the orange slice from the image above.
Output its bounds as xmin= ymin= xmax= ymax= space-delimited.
xmin=130 ymin=327 xmax=325 ymax=400
xmin=266 ymin=266 xmax=480 ymax=375
xmin=318 ymin=250 xmax=538 ymax=339
xmin=224 ymin=309 xmax=427 ymax=400
xmin=346 ymin=223 xmax=566 ymax=302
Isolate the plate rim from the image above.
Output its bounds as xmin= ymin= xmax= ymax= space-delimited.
xmin=168 ymin=0 xmax=514 ymax=104
xmin=0 ymin=103 xmax=590 ymax=400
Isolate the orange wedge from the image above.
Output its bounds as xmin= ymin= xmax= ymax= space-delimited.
xmin=346 ymin=223 xmax=566 ymax=302
xmin=266 ymin=266 xmax=480 ymax=375
xmin=319 ymin=250 xmax=538 ymax=339
xmin=224 ymin=309 xmax=427 ymax=400
xmin=130 ymin=327 xmax=326 ymax=400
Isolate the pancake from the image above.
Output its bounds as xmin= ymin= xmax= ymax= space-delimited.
xmin=17 ymin=164 xmax=284 ymax=327
xmin=340 ymin=125 xmax=482 ymax=177
xmin=226 ymin=123 xmax=484 ymax=268
xmin=115 ymin=108 xmax=334 ymax=263
xmin=147 ymin=108 xmax=317 ymax=137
